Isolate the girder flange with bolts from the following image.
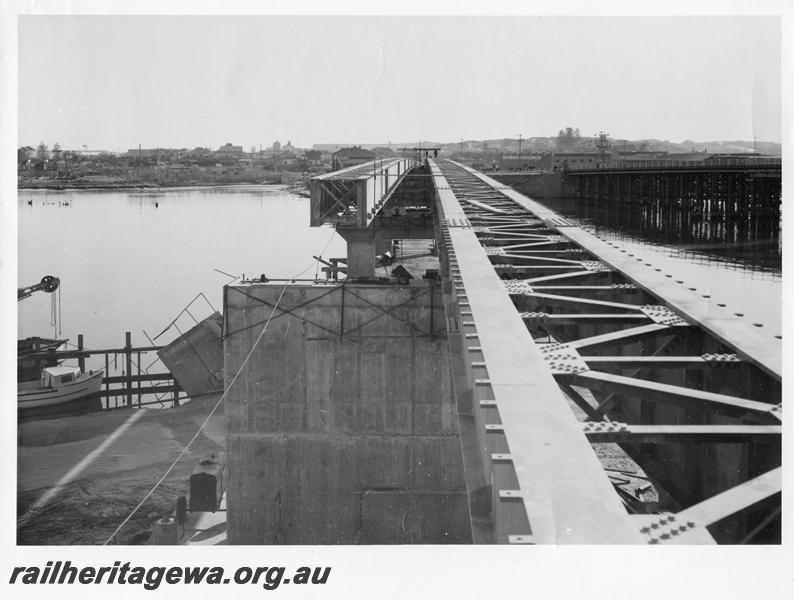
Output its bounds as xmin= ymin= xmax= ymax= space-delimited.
xmin=640 ymin=305 xmax=689 ymax=326
xmin=581 ymin=421 xmax=629 ymax=434
xmin=580 ymin=260 xmax=612 ymax=272
xmin=538 ymin=342 xmax=590 ymax=375
xmin=503 ymin=280 xmax=533 ymax=295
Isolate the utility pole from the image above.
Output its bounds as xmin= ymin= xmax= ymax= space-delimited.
xmin=518 ymin=134 xmax=523 ymax=167
xmin=595 ymin=131 xmax=611 ymax=166
xmin=460 ymin=138 xmax=464 ymax=161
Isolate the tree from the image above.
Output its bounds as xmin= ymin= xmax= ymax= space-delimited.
xmin=52 ymin=142 xmax=62 ymax=162
xmin=18 ymin=146 xmax=34 ymax=167
xmin=35 ymin=142 xmax=49 ymax=161
xmin=556 ymin=127 xmax=581 ymax=150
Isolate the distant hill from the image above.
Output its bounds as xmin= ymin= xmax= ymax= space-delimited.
xmin=314 ymin=137 xmax=780 ymax=156
xmin=435 ymin=137 xmax=781 ymax=156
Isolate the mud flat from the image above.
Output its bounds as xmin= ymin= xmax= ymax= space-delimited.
xmin=17 ymin=393 xmax=224 ymax=545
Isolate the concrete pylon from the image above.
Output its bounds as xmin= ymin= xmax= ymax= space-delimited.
xmin=337 ymin=227 xmax=376 ymax=279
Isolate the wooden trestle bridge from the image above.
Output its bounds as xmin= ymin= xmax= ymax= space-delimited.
xmin=294 ymin=156 xmax=782 ymax=545
xmin=562 ymin=157 xmax=781 ymax=226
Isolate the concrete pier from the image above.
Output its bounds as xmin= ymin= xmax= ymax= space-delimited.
xmin=223 ymin=278 xmax=471 ymax=544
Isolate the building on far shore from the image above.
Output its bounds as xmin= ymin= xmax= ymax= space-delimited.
xmin=217 ymin=143 xmax=244 ymax=156
xmin=332 ymin=146 xmax=375 ymax=170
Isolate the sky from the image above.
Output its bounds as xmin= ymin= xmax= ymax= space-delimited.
xmin=17 ymin=15 xmax=782 ymax=150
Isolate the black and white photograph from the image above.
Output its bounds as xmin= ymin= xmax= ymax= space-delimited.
xmin=1 ymin=1 xmax=790 ymax=598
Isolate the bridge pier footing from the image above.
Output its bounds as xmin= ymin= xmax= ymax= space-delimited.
xmin=223 ymin=281 xmax=472 ymax=544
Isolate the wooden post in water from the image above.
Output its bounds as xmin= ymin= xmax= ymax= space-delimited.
xmin=137 ymin=350 xmax=142 ymax=407
xmin=125 ymin=332 xmax=133 ymax=407
xmin=77 ymin=334 xmax=85 ymax=373
xmin=104 ymin=352 xmax=110 ymax=409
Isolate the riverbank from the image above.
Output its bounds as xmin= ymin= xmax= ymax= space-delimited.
xmin=19 ymin=178 xmax=310 ymax=199
xmin=18 ymin=163 xmax=314 ymax=189
xmin=17 ymin=394 xmax=225 ymax=545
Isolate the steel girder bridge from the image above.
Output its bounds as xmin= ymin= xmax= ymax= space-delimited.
xmin=309 ymin=157 xmax=781 ymax=545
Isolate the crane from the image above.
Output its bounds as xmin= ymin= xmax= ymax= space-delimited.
xmin=18 ymin=275 xmax=60 ymax=301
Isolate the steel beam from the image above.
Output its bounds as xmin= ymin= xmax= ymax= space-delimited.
xmin=565 ymin=370 xmax=779 ymax=420
xmin=431 ymin=159 xmax=642 ymax=544
xmin=582 ymin=355 xmax=742 ymax=369
xmin=581 ymin=422 xmax=781 ymax=443
xmin=568 ymin=323 xmax=673 ymax=350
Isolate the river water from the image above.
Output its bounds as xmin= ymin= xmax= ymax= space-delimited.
xmin=18 ymin=184 xmax=782 ymax=364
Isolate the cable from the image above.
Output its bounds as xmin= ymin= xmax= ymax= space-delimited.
xmin=291 ymin=228 xmax=337 ymax=280
xmin=103 ymin=283 xmax=289 ymax=545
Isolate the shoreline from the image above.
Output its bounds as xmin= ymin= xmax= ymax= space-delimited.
xmin=18 ymin=179 xmax=311 ymax=195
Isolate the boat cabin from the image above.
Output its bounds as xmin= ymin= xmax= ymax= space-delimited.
xmin=41 ymin=366 xmax=81 ymax=388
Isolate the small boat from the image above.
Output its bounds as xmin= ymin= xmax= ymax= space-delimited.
xmin=18 ymin=366 xmax=104 ymax=411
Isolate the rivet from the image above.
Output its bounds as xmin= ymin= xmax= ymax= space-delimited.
xmin=648 ymin=537 xmax=659 ymax=544
xmin=660 ymin=532 xmax=671 ymax=539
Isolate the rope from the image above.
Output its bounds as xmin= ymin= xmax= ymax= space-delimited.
xmin=103 ymin=283 xmax=289 ymax=545
xmin=294 ymin=228 xmax=337 ymax=280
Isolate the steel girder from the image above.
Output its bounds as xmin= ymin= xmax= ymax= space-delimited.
xmin=431 ymin=158 xmax=781 ymax=545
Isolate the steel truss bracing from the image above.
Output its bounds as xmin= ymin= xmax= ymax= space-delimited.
xmin=310 ymin=157 xmax=418 ymax=228
xmin=431 ymin=158 xmax=781 ymax=545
